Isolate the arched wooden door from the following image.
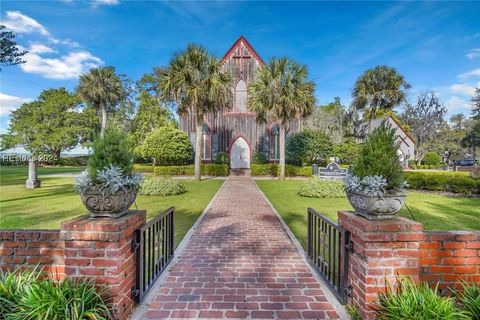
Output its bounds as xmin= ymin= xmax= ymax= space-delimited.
xmin=230 ymin=137 xmax=250 ymax=169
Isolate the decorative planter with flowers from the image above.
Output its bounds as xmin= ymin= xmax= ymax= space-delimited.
xmin=345 ymin=123 xmax=409 ymax=220
xmin=75 ymin=129 xmax=142 ymax=218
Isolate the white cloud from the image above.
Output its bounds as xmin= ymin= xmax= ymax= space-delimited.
xmin=3 ymin=11 xmax=79 ymax=47
xmin=466 ymin=48 xmax=480 ymax=60
xmin=0 ymin=93 xmax=32 ymax=116
xmin=93 ymin=0 xmax=119 ymax=6
xmin=459 ymin=68 xmax=480 ymax=80
xmin=21 ymin=51 xmax=103 ymax=79
xmin=29 ymin=43 xmax=56 ymax=54
xmin=3 ymin=11 xmax=50 ymax=36
xmin=446 ymin=96 xmax=471 ymax=112
xmin=449 ymin=83 xmax=477 ymax=96
xmin=2 ymin=11 xmax=103 ymax=79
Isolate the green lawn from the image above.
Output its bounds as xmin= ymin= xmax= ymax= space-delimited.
xmin=256 ymin=180 xmax=480 ymax=249
xmin=0 ymin=166 xmax=223 ymax=247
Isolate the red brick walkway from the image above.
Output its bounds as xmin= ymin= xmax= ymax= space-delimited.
xmin=141 ymin=177 xmax=342 ymax=319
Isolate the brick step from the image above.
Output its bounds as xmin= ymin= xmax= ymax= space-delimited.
xmin=229 ymin=169 xmax=251 ymax=176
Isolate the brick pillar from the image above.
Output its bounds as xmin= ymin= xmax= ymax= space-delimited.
xmin=338 ymin=211 xmax=424 ymax=320
xmin=60 ymin=210 xmax=146 ymax=320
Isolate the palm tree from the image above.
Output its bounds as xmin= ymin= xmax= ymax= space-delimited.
xmin=248 ymin=57 xmax=316 ymax=180
xmin=76 ymin=67 xmax=125 ymax=138
xmin=352 ymin=65 xmax=410 ymax=133
xmin=158 ymin=44 xmax=232 ymax=181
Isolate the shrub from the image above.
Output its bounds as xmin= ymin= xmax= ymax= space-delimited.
xmin=287 ymin=130 xmax=333 ymax=166
xmin=251 ymin=164 xmax=312 ymax=177
xmin=377 ymin=277 xmax=468 ymax=320
xmin=214 ymin=152 xmax=229 ymax=165
xmin=457 ymin=282 xmax=480 ymax=320
xmin=76 ymin=130 xmax=142 ymax=195
xmin=251 ymin=164 xmax=279 ymax=176
xmin=152 ymin=164 xmax=228 ymax=176
xmin=87 ymin=129 xmax=133 ymax=179
xmin=298 ymin=177 xmax=346 ymax=198
xmin=140 ymin=126 xmax=193 ymax=166
xmin=0 ymin=268 xmax=111 ymax=320
xmin=422 ymin=152 xmax=442 ymax=166
xmin=139 ymin=175 xmax=186 ymax=196
xmin=201 ymin=164 xmax=229 ymax=176
xmin=353 ymin=124 xmax=404 ymax=190
xmin=333 ymin=139 xmax=361 ymax=165
xmin=133 ymin=164 xmax=154 ymax=173
xmin=252 ymin=152 xmax=268 ymax=164
xmin=404 ymin=171 xmax=478 ymax=195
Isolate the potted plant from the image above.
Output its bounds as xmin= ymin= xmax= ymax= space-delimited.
xmin=345 ymin=124 xmax=408 ymax=220
xmin=75 ymin=129 xmax=142 ymax=218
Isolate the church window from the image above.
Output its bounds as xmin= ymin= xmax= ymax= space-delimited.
xmin=235 ymin=80 xmax=247 ymax=112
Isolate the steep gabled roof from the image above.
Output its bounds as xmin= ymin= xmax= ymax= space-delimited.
xmin=221 ymin=35 xmax=265 ymax=66
xmin=387 ymin=116 xmax=416 ymax=145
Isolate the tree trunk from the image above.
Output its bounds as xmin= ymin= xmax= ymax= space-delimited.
xmin=100 ymin=104 xmax=107 ymax=138
xmin=194 ymin=115 xmax=203 ymax=181
xmin=279 ymin=124 xmax=286 ymax=181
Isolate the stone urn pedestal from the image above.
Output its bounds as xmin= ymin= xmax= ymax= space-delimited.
xmin=26 ymin=159 xmax=41 ymax=189
xmin=80 ymin=189 xmax=137 ymax=219
xmin=346 ymin=189 xmax=407 ymax=220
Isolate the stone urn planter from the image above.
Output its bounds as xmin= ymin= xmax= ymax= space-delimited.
xmin=346 ymin=189 xmax=407 ymax=220
xmin=80 ymin=189 xmax=137 ymax=218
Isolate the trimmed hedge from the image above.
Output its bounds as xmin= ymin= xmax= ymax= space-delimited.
xmin=134 ymin=164 xmax=228 ymax=176
xmin=251 ymin=164 xmax=311 ymax=177
xmin=135 ymin=163 xmax=313 ymax=177
xmin=404 ymin=171 xmax=479 ymax=195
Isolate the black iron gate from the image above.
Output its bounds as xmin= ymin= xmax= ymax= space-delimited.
xmin=133 ymin=207 xmax=174 ymax=302
xmin=307 ymin=208 xmax=350 ymax=304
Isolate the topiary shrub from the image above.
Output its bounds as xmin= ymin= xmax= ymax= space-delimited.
xmin=213 ymin=152 xmax=229 ymax=165
xmin=351 ymin=124 xmax=405 ymax=191
xmin=422 ymin=152 xmax=442 ymax=166
xmin=87 ymin=129 xmax=133 ymax=180
xmin=76 ymin=129 xmax=142 ymax=195
xmin=253 ymin=152 xmax=268 ymax=164
xmin=140 ymin=126 xmax=192 ymax=166
xmin=377 ymin=277 xmax=468 ymax=320
xmin=298 ymin=177 xmax=346 ymax=198
xmin=139 ymin=175 xmax=186 ymax=196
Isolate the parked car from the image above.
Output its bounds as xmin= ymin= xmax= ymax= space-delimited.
xmin=453 ymin=159 xmax=478 ymax=166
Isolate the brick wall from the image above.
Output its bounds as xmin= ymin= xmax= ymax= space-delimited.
xmin=338 ymin=211 xmax=424 ymax=320
xmin=338 ymin=210 xmax=480 ymax=319
xmin=0 ymin=210 xmax=146 ymax=320
xmin=420 ymin=231 xmax=480 ymax=295
xmin=0 ymin=230 xmax=65 ymax=279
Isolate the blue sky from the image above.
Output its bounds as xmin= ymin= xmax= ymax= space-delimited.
xmin=1 ymin=1 xmax=479 ymax=133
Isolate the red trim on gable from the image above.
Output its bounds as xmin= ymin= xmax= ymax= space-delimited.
xmin=221 ymin=35 xmax=265 ymax=66
xmin=388 ymin=116 xmax=416 ymax=145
